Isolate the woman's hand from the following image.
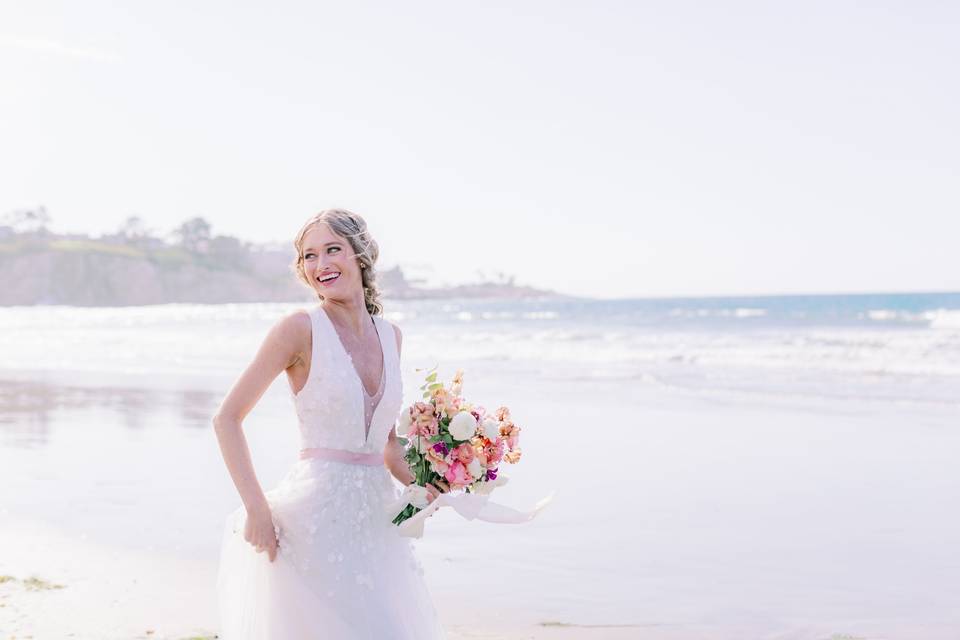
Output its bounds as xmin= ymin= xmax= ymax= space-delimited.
xmin=424 ymin=480 xmax=449 ymax=504
xmin=244 ymin=505 xmax=280 ymax=562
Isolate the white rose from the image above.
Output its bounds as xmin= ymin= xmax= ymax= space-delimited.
xmin=481 ymin=417 xmax=499 ymax=438
xmin=467 ymin=457 xmax=483 ymax=480
xmin=404 ymin=484 xmax=430 ymax=509
xmin=448 ymin=411 xmax=478 ymax=441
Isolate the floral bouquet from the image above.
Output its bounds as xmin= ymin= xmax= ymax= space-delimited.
xmin=391 ymin=367 xmax=524 ymax=529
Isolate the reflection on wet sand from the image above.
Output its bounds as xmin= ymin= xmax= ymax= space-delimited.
xmin=0 ymin=379 xmax=219 ymax=447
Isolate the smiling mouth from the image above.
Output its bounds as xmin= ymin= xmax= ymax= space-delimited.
xmin=317 ymin=272 xmax=340 ymax=286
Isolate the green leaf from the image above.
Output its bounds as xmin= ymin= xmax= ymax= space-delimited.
xmin=427 ymin=382 xmax=444 ymax=390
xmin=425 ymin=372 xmax=438 ymax=383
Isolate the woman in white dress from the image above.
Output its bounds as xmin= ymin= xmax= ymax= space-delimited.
xmin=213 ymin=209 xmax=448 ymax=639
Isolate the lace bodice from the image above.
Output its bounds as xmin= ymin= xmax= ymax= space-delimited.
xmin=291 ymin=305 xmax=402 ymax=454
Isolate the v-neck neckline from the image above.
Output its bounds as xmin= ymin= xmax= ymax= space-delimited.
xmin=318 ymin=304 xmax=385 ymax=398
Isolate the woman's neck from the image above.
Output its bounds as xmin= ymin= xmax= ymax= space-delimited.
xmin=322 ymin=296 xmax=371 ymax=336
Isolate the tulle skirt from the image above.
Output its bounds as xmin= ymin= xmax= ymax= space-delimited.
xmin=217 ymin=458 xmax=447 ymax=639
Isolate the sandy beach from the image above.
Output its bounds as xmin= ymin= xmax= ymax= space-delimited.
xmin=3 ymin=376 xmax=957 ymax=640
xmin=0 ymin=521 xmax=645 ymax=640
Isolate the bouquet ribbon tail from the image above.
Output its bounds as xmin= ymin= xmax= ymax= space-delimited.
xmin=396 ymin=490 xmax=557 ymax=539
xmin=384 ymin=484 xmax=430 ymax=520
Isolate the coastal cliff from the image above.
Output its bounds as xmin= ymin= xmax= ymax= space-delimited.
xmin=0 ymin=233 xmax=560 ymax=306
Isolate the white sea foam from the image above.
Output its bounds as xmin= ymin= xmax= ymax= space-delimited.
xmin=867 ymin=309 xmax=899 ymax=321
xmin=668 ymin=307 xmax=768 ymax=318
xmin=927 ymin=309 xmax=960 ymax=330
xmin=728 ymin=307 xmax=767 ymax=318
xmin=521 ymin=311 xmax=558 ymax=320
xmin=0 ymin=300 xmax=957 ymax=406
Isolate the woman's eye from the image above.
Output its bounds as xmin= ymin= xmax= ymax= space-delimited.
xmin=304 ymin=252 xmax=316 ymax=260
xmin=328 ymin=247 xmax=340 ymax=254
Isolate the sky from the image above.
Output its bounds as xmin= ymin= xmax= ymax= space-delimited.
xmin=1 ymin=1 xmax=958 ymax=300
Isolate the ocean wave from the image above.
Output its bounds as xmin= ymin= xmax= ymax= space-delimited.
xmin=521 ymin=311 xmax=559 ymax=320
xmin=926 ymin=309 xmax=960 ymax=330
xmin=727 ymin=308 xmax=767 ymax=318
xmin=853 ymin=308 xmax=960 ymax=329
xmin=1 ymin=301 xmax=958 ymax=408
xmin=860 ymin=309 xmax=939 ymax=325
xmin=866 ymin=309 xmax=901 ymax=321
xmin=668 ymin=307 xmax=768 ymax=319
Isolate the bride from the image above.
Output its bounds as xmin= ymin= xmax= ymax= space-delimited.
xmin=213 ymin=209 xmax=448 ymax=639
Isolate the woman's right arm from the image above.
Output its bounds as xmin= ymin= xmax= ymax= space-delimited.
xmin=212 ymin=310 xmax=310 ymax=561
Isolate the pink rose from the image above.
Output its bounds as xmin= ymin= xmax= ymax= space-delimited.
xmin=444 ymin=460 xmax=473 ymax=489
xmin=454 ymin=442 xmax=474 ymax=465
xmin=494 ymin=406 xmax=511 ymax=422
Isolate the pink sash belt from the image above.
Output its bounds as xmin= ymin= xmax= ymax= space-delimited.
xmin=299 ymin=446 xmax=383 ymax=466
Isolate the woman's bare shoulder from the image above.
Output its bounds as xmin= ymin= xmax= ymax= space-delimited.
xmin=268 ymin=308 xmax=314 ymax=353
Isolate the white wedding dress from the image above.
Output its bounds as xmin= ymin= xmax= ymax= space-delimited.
xmin=217 ymin=304 xmax=447 ymax=639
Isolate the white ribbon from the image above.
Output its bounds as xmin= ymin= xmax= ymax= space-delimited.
xmin=385 ymin=484 xmax=556 ymax=539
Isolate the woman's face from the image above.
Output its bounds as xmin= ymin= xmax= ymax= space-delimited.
xmin=300 ymin=223 xmax=363 ymax=301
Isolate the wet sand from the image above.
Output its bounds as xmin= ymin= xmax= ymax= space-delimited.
xmin=0 ymin=521 xmax=645 ymax=640
xmin=3 ymin=374 xmax=959 ymax=639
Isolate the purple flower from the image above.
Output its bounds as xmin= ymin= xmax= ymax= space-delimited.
xmin=486 ymin=467 xmax=498 ymax=481
xmin=432 ymin=442 xmax=449 ymax=456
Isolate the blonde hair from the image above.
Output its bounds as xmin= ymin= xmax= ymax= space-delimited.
xmin=291 ymin=208 xmax=383 ymax=316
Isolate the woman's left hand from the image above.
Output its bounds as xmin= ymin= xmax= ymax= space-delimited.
xmin=424 ymin=482 xmax=443 ymax=504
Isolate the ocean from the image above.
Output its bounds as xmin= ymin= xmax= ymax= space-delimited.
xmin=1 ymin=290 xmax=957 ymax=405
xmin=1 ymin=292 xmax=958 ymax=638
